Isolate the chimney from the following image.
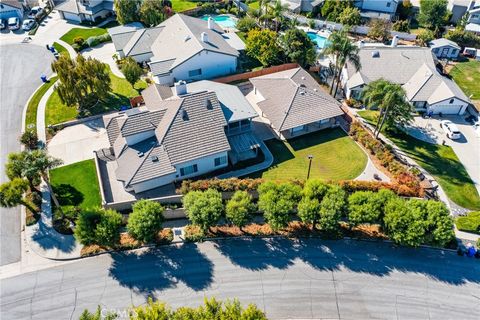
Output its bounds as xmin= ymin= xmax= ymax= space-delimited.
xmin=201 ymin=32 xmax=208 ymax=43
xmin=207 ymin=17 xmax=214 ymax=30
xmin=391 ymin=35 xmax=399 ymax=48
xmin=174 ymin=80 xmax=187 ymax=96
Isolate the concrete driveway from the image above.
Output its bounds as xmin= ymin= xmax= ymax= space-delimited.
xmin=81 ymin=42 xmax=124 ymax=78
xmin=47 ymin=119 xmax=109 ymax=166
xmin=411 ymin=115 xmax=480 ymax=196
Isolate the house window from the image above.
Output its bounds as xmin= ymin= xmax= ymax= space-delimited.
xmin=432 ymin=48 xmax=438 ymax=53
xmin=318 ymin=118 xmax=330 ymax=124
xmin=291 ymin=125 xmax=305 ymax=134
xmin=188 ymin=69 xmax=202 ymax=77
xmin=386 ymin=2 xmax=391 ymax=7
xmin=180 ymin=164 xmax=198 ymax=176
xmin=214 ymin=155 xmax=227 ymax=167
xmin=449 ymin=99 xmax=454 ymax=104
xmin=451 ymin=49 xmax=457 ymax=55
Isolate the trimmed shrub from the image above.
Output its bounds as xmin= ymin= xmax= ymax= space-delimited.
xmin=348 ymin=189 xmax=396 ymax=227
xmin=86 ymin=33 xmax=111 ymax=48
xmin=73 ymin=36 xmax=85 ymax=45
xmin=74 ymin=208 xmax=122 ymax=246
xmin=258 ymin=182 xmax=301 ymax=231
xmin=127 ymin=199 xmax=165 ymax=243
xmin=179 ymin=178 xmax=263 ymax=194
xmin=183 ymin=189 xmax=223 ymax=234
xmin=225 ymin=190 xmax=255 ymax=229
xmin=318 ymin=185 xmax=346 ymax=232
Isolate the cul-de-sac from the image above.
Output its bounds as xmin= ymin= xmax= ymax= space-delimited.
xmin=0 ymin=0 xmax=479 ymax=319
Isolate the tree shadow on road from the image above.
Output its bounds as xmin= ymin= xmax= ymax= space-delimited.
xmin=214 ymin=237 xmax=480 ymax=286
xmin=108 ymin=243 xmax=214 ymax=298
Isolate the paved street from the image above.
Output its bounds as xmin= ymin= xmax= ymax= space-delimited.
xmin=1 ymin=239 xmax=479 ymax=320
xmin=0 ymin=44 xmax=53 ymax=266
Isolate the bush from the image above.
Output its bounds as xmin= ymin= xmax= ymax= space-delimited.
xmin=455 ymin=211 xmax=480 ymax=235
xmin=236 ymin=16 xmax=257 ymax=33
xmin=392 ymin=20 xmax=410 ymax=32
xmin=258 ymin=182 xmax=302 ymax=231
xmin=74 ymin=208 xmax=122 ymax=246
xmin=127 ymin=199 xmax=165 ymax=243
xmin=184 ymin=224 xmax=206 ymax=242
xmin=225 ymin=191 xmax=255 ymax=229
xmin=348 ymin=189 xmax=396 ymax=227
xmin=20 ymin=129 xmax=38 ymax=150
xmin=179 ymin=178 xmax=263 ymax=194
xmin=318 ymin=185 xmax=345 ymax=232
xmin=445 ymin=28 xmax=480 ymax=48
xmin=73 ymin=36 xmax=85 ymax=45
xmin=297 ymin=196 xmax=321 ymax=227
xmin=416 ymin=29 xmax=434 ymax=46
xmin=183 ymin=189 xmax=223 ymax=234
xmin=86 ymin=33 xmax=111 ymax=48
xmin=121 ymin=57 xmax=143 ymax=85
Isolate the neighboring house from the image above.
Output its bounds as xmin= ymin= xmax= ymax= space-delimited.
xmin=354 ymin=0 xmax=399 ymax=19
xmin=342 ymin=46 xmax=471 ymax=115
xmin=429 ymin=38 xmax=461 ymax=59
xmin=56 ymin=0 xmax=114 ymax=23
xmin=250 ymin=67 xmax=344 ymax=140
xmin=0 ymin=0 xmax=24 ymax=20
xmin=280 ymin=0 xmax=323 ymax=13
xmin=448 ymin=0 xmax=480 ymax=32
xmin=99 ymin=80 xmax=259 ymax=193
xmin=108 ymin=14 xmax=244 ymax=85
xmin=447 ymin=0 xmax=473 ymax=23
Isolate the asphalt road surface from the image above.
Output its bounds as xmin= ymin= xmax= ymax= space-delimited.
xmin=0 ymin=43 xmax=53 ymax=266
xmin=1 ymin=238 xmax=479 ymax=320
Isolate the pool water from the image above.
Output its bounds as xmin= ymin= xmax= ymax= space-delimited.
xmin=202 ymin=15 xmax=237 ymax=29
xmin=307 ymin=32 xmax=329 ymax=49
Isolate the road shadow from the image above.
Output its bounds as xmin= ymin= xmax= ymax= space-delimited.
xmin=108 ymin=243 xmax=214 ymax=298
xmin=214 ymin=238 xmax=480 ymax=285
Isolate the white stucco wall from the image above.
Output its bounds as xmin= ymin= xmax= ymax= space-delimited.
xmin=132 ymin=172 xmax=177 ymax=193
xmin=174 ymin=151 xmax=229 ymax=180
xmin=357 ymin=0 xmax=398 ymax=14
xmin=428 ymin=97 xmax=469 ymax=115
xmin=125 ymin=130 xmax=155 ymax=146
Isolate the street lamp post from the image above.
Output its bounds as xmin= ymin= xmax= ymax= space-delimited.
xmin=307 ymin=155 xmax=313 ymax=180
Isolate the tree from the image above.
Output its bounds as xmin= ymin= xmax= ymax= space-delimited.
xmin=418 ymin=0 xmax=448 ymax=36
xmin=278 ymin=28 xmax=316 ymax=67
xmin=236 ymin=16 xmax=257 ymax=33
xmin=392 ymin=20 xmax=410 ymax=32
xmin=318 ymin=185 xmax=345 ymax=232
xmin=51 ymin=55 xmax=111 ymax=111
xmin=367 ymin=19 xmax=391 ymax=42
xmin=245 ymin=29 xmax=281 ymax=67
xmin=183 ymin=189 xmax=223 ymax=234
xmin=323 ymin=29 xmax=361 ymax=96
xmin=347 ymin=189 xmax=396 ymax=227
xmin=121 ymin=57 xmax=143 ymax=86
xmin=258 ymin=182 xmax=301 ymax=231
xmin=337 ymin=6 xmax=361 ymax=27
xmin=321 ymin=0 xmax=354 ymax=22
xmin=127 ymin=199 xmax=165 ymax=243
xmin=225 ymin=191 xmax=255 ymax=230
xmin=94 ymin=209 xmax=122 ymax=247
xmin=20 ymin=129 xmax=38 ymax=150
xmin=79 ymin=306 xmax=116 ymax=320
xmin=0 ymin=178 xmax=36 ymax=212
xmin=361 ymin=79 xmax=413 ymax=138
xmin=383 ymin=198 xmax=426 ymax=247
xmin=416 ymin=29 xmax=435 ymax=46
xmin=425 ymin=201 xmax=454 ymax=247
xmin=396 ymin=0 xmax=413 ymax=21
xmin=140 ymin=0 xmax=169 ymax=27
xmin=445 ymin=28 xmax=480 ymax=47
xmin=269 ymin=0 xmax=288 ymax=31
xmin=114 ymin=0 xmax=140 ymax=25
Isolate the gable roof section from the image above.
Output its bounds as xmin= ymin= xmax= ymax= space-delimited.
xmin=123 ymin=26 xmax=164 ymax=56
xmin=141 ymin=83 xmax=174 ymax=108
xmin=250 ymin=68 xmax=344 ymax=131
xmin=148 ymin=14 xmax=239 ymax=76
xmin=429 ymin=38 xmax=461 ymax=50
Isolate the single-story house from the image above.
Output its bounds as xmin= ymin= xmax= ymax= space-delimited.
xmin=56 ymin=0 xmax=113 ymax=23
xmin=0 ymin=0 xmax=23 ymax=20
xmin=342 ymin=46 xmax=471 ymax=115
xmin=108 ymin=14 xmax=244 ymax=85
xmin=280 ymin=0 xmax=323 ymax=13
xmin=249 ymin=67 xmax=344 ymax=140
xmin=99 ymin=80 xmax=258 ymax=194
xmin=466 ymin=22 xmax=480 ymax=34
xmin=354 ymin=0 xmax=399 ymax=19
xmin=429 ymin=38 xmax=461 ymax=59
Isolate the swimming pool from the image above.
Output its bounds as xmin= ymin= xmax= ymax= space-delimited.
xmin=201 ymin=15 xmax=237 ymax=29
xmin=307 ymin=32 xmax=329 ymax=49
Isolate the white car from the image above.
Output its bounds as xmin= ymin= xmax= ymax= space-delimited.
xmin=7 ymin=17 xmax=20 ymax=30
xmin=28 ymin=6 xmax=43 ymax=19
xmin=440 ymin=120 xmax=461 ymax=140
xmin=22 ymin=19 xmax=36 ymax=31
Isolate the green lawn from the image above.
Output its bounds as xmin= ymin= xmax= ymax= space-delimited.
xmin=25 ymin=76 xmax=58 ymax=129
xmin=50 ymin=159 xmax=101 ymax=210
xmin=60 ymin=27 xmax=108 ymax=45
xmin=456 ymin=211 xmax=480 ymax=234
xmin=449 ymin=60 xmax=480 ymax=100
xmin=251 ymin=128 xmax=367 ymax=181
xmin=45 ymin=67 xmax=146 ymax=125
xmin=358 ymin=110 xmax=480 ymax=210
xmin=171 ymin=0 xmax=198 ymax=12
xmin=52 ymin=42 xmax=70 ymax=58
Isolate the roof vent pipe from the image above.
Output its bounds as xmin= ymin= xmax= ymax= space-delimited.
xmin=174 ymin=80 xmax=187 ymax=96
xmin=201 ymin=32 xmax=208 ymax=43
xmin=207 ymin=17 xmax=214 ymax=30
xmin=391 ymin=35 xmax=399 ymax=48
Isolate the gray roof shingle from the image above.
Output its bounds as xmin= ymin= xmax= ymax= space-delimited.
xmin=250 ymin=68 xmax=344 ymax=131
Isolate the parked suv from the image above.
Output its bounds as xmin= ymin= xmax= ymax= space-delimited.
xmin=7 ymin=17 xmax=20 ymax=30
xmin=28 ymin=6 xmax=43 ymax=19
xmin=440 ymin=120 xmax=462 ymax=140
xmin=22 ymin=19 xmax=36 ymax=31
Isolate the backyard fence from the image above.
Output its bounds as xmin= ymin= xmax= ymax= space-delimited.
xmin=213 ymin=63 xmax=300 ymax=84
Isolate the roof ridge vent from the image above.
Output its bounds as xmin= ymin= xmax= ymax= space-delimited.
xmin=182 ymin=109 xmax=189 ymax=121
xmin=150 ymin=155 xmax=159 ymax=162
xmin=205 ymin=99 xmax=213 ymax=110
xmin=137 ymin=151 xmax=144 ymax=157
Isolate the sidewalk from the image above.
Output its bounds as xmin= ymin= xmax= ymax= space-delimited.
xmin=36 ymin=80 xmax=56 ymax=143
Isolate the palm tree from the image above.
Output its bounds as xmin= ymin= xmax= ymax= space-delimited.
xmin=259 ymin=0 xmax=271 ymax=28
xmin=270 ymin=0 xmax=288 ymax=31
xmin=361 ymin=79 xmax=413 ymax=138
xmin=323 ymin=30 xmax=361 ymax=97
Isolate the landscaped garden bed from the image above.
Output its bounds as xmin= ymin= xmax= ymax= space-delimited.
xmin=249 ymin=128 xmax=367 ymax=181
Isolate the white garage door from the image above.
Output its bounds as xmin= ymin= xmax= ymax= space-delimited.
xmin=429 ymin=104 xmax=463 ymax=115
xmin=62 ymin=12 xmax=82 ymax=22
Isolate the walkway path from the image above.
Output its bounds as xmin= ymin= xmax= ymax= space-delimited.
xmin=55 ymin=39 xmax=77 ymax=58
xmin=354 ymin=155 xmax=390 ymax=182
xmin=36 ymin=80 xmax=56 ymax=143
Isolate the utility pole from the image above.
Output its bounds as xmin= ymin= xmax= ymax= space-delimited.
xmin=307 ymin=155 xmax=313 ymax=180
